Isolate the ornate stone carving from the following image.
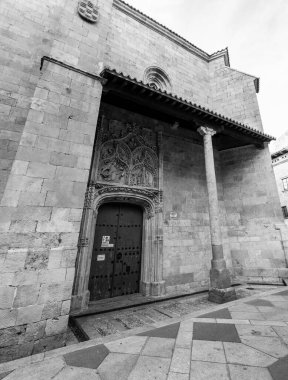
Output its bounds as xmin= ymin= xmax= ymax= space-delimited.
xmin=197 ymin=126 xmax=217 ymax=137
xmin=144 ymin=66 xmax=172 ymax=92
xmin=86 ymin=182 xmax=161 ymax=219
xmin=97 ymin=121 xmax=159 ymax=188
xmin=94 ymin=183 xmax=160 ymax=200
xmin=84 ymin=185 xmax=96 ymax=209
xmin=78 ymin=237 xmax=89 ymax=248
xmin=78 ymin=0 xmax=99 ymax=23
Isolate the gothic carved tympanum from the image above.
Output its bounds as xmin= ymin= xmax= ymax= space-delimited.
xmin=97 ymin=121 xmax=159 ymax=188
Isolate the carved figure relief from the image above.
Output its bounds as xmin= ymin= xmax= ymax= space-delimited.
xmin=97 ymin=121 xmax=159 ymax=188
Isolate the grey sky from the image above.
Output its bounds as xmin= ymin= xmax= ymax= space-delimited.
xmin=126 ymin=0 xmax=288 ymax=139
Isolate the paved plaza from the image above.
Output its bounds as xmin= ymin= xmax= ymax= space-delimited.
xmin=1 ymin=287 xmax=288 ymax=380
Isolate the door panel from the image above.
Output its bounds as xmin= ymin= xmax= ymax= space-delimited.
xmin=113 ymin=203 xmax=142 ymax=297
xmin=88 ymin=203 xmax=118 ymax=300
xmin=89 ymin=203 xmax=143 ymax=301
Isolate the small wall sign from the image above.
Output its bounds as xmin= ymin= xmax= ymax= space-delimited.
xmin=97 ymin=255 xmax=105 ymax=261
xmin=101 ymin=236 xmax=114 ymax=248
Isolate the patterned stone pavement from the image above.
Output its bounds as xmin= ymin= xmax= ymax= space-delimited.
xmin=1 ymin=287 xmax=288 ymax=379
xmin=73 ymin=285 xmax=276 ymax=341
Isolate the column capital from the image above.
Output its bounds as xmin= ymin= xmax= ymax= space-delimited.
xmin=197 ymin=126 xmax=216 ymax=137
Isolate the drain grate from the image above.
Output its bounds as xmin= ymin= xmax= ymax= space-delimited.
xmin=69 ymin=317 xmax=90 ymax=342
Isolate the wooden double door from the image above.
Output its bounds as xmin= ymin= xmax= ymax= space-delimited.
xmin=89 ymin=202 xmax=143 ymax=301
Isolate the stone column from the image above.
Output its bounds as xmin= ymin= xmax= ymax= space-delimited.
xmin=197 ymin=126 xmax=236 ymax=303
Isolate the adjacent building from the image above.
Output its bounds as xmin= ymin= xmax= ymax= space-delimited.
xmin=1 ymin=0 xmax=288 ymax=362
xmin=271 ymin=134 xmax=288 ymax=219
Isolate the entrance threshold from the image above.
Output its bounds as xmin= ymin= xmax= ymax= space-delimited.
xmin=68 ymin=283 xmax=280 ymax=344
xmin=70 ymin=288 xmax=212 ymax=318
xmin=71 ymin=283 xmax=248 ymax=318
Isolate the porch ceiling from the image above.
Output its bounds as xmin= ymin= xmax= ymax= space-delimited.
xmin=100 ymin=68 xmax=275 ymax=151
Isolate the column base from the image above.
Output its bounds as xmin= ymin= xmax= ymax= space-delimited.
xmin=140 ymin=281 xmax=151 ymax=296
xmin=140 ymin=281 xmax=166 ymax=297
xmin=151 ymin=281 xmax=166 ymax=297
xmin=208 ymin=287 xmax=237 ymax=304
xmin=210 ymin=267 xmax=232 ymax=289
xmin=70 ymin=290 xmax=90 ymax=313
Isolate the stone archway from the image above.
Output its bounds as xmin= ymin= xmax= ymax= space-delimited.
xmin=71 ymin=183 xmax=165 ymax=313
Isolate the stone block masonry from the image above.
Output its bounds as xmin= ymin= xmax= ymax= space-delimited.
xmin=0 ymin=0 xmax=287 ymax=364
xmin=221 ymin=145 xmax=288 ymax=283
xmin=209 ymin=60 xmax=263 ymax=131
xmin=0 ymin=59 xmax=104 ymax=362
xmin=0 ymin=0 xmax=114 ymax=200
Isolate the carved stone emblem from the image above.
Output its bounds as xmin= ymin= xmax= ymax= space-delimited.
xmin=97 ymin=121 xmax=159 ymax=188
xmin=78 ymin=0 xmax=98 ymax=23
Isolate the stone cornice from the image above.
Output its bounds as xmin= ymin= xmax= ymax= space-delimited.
xmin=113 ymin=0 xmax=230 ymax=66
xmin=40 ymin=56 xmax=107 ymax=85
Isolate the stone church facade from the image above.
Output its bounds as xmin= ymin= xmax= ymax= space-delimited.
xmin=1 ymin=0 xmax=288 ymax=361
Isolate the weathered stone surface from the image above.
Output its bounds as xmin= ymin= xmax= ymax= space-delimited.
xmin=38 ymin=282 xmax=73 ymax=304
xmin=13 ymin=285 xmax=40 ymax=308
xmin=24 ymin=250 xmax=49 ymax=271
xmin=97 ymin=353 xmax=138 ymax=380
xmin=61 ymin=300 xmax=71 ymax=315
xmin=45 ymin=315 xmax=69 ymax=337
xmin=4 ymin=357 xmax=66 ymax=379
xmin=208 ymin=287 xmax=237 ymax=304
xmin=20 ymin=321 xmax=46 ymax=343
xmin=0 ymin=309 xmax=17 ymax=329
xmin=32 ymin=333 xmax=66 ymax=354
xmin=1 ymin=249 xmax=27 ymax=272
xmin=41 ymin=302 xmax=62 ymax=320
xmin=0 ymin=325 xmax=26 ymax=348
xmin=16 ymin=305 xmax=44 ymax=325
xmin=0 ymin=345 xmax=19 ymax=364
xmin=209 ymin=268 xmax=232 ymax=289
xmin=0 ymin=286 xmax=16 ymax=309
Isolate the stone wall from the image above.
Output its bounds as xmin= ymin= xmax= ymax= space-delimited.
xmin=0 ymin=0 xmax=113 ymax=361
xmin=107 ymin=3 xmax=210 ymax=107
xmin=0 ymin=0 xmax=285 ymax=363
xmin=0 ymin=0 xmax=61 ymax=201
xmin=0 ymin=0 xmax=113 ymax=201
xmin=220 ymin=145 xmax=288 ymax=283
xmin=209 ymin=59 xmax=263 ymax=131
xmin=162 ymin=133 xmax=232 ymax=294
xmin=0 ymin=60 xmax=103 ymax=362
xmin=107 ymin=2 xmax=262 ymax=133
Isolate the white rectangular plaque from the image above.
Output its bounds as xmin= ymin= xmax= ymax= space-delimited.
xmin=101 ymin=236 xmax=114 ymax=248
